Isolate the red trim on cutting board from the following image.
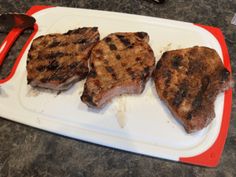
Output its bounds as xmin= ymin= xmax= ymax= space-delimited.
xmin=0 ymin=6 xmax=54 ymax=84
xmin=180 ymin=24 xmax=233 ymax=167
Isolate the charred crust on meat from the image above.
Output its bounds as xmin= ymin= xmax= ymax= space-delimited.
xmin=81 ymin=90 xmax=97 ymax=107
xmin=201 ymin=76 xmax=210 ymax=91
xmin=69 ymin=62 xmax=79 ymax=69
xmin=109 ymin=44 xmax=117 ymax=50
xmin=116 ymin=54 xmax=121 ymax=60
xmin=36 ymin=65 xmax=46 ymax=72
xmin=135 ymin=32 xmax=147 ymax=39
xmin=136 ymin=57 xmax=141 ymax=62
xmin=92 ymin=27 xmax=98 ymax=32
xmin=104 ymin=59 xmax=109 ymax=64
xmin=48 ymin=41 xmax=60 ymax=48
xmin=163 ymin=70 xmax=171 ymax=85
xmin=65 ymin=27 xmax=89 ymax=35
xmin=34 ymin=35 xmax=44 ymax=40
xmin=116 ymin=34 xmax=132 ymax=47
xmin=163 ymin=91 xmax=167 ymax=98
xmin=172 ymin=81 xmax=188 ymax=107
xmin=172 ymin=56 xmax=182 ymax=69
xmin=94 ymin=80 xmax=101 ymax=87
xmin=75 ymin=39 xmax=87 ymax=44
xmin=47 ymin=60 xmax=59 ymax=71
xmin=192 ymin=96 xmax=202 ymax=109
xmin=187 ymin=112 xmax=192 ymax=120
xmin=162 ymin=52 xmax=168 ymax=58
xmin=156 ymin=60 xmax=162 ymax=70
xmin=188 ymin=60 xmax=203 ymax=75
xmin=192 ymin=76 xmax=209 ymax=109
xmin=95 ymin=49 xmax=103 ymax=56
xmin=126 ymin=67 xmax=136 ymax=80
xmin=144 ymin=66 xmax=150 ymax=75
xmin=105 ymin=66 xmax=114 ymax=73
xmin=40 ymin=77 xmax=49 ymax=83
xmin=112 ymin=73 xmax=117 ymax=80
xmin=42 ymin=51 xmax=64 ymax=59
xmin=141 ymin=67 xmax=150 ymax=80
xmin=105 ymin=66 xmax=117 ymax=80
xmin=90 ymin=63 xmax=95 ymax=69
xmin=128 ymin=44 xmax=134 ymax=49
xmin=105 ymin=37 xmax=112 ymax=43
xmin=78 ymin=63 xmax=88 ymax=71
xmin=89 ymin=70 xmax=97 ymax=78
xmin=27 ymin=78 xmax=33 ymax=84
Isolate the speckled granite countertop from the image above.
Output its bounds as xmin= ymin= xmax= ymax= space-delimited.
xmin=0 ymin=0 xmax=235 ymax=176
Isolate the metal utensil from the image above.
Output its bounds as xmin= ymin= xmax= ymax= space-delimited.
xmin=0 ymin=13 xmax=35 ymax=65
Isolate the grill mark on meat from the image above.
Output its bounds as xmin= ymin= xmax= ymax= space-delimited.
xmin=136 ymin=57 xmax=141 ymax=62
xmin=47 ymin=60 xmax=59 ymax=71
xmin=126 ymin=67 xmax=136 ymax=80
xmin=109 ymin=44 xmax=117 ymax=51
xmin=105 ymin=66 xmax=114 ymax=73
xmin=83 ymin=94 xmax=97 ymax=107
xmin=116 ymin=54 xmax=121 ymax=60
xmin=73 ymin=39 xmax=87 ymax=44
xmin=163 ymin=70 xmax=171 ymax=86
xmin=88 ymin=70 xmax=97 ymax=78
xmin=172 ymin=80 xmax=188 ymax=107
xmin=48 ymin=41 xmax=61 ymax=48
xmin=192 ymin=76 xmax=210 ymax=109
xmin=90 ymin=63 xmax=95 ymax=69
xmin=95 ymin=49 xmax=103 ymax=56
xmin=39 ymin=51 xmax=65 ymax=60
xmin=172 ymin=56 xmax=182 ymax=69
xmin=105 ymin=37 xmax=112 ymax=43
xmin=65 ymin=28 xmax=87 ymax=35
xmin=188 ymin=60 xmax=203 ymax=75
xmin=135 ymin=32 xmax=147 ymax=39
xmin=94 ymin=80 xmax=101 ymax=88
xmin=40 ymin=77 xmax=49 ymax=83
xmin=156 ymin=60 xmax=162 ymax=70
xmin=92 ymin=27 xmax=98 ymax=32
xmin=27 ymin=78 xmax=33 ymax=84
xmin=116 ymin=34 xmax=132 ymax=47
xmin=187 ymin=112 xmax=193 ymax=120
xmin=141 ymin=66 xmax=150 ymax=80
xmin=104 ymin=59 xmax=109 ymax=64
xmin=105 ymin=66 xmax=117 ymax=80
xmin=69 ymin=62 xmax=79 ymax=69
xmin=36 ymin=65 xmax=46 ymax=72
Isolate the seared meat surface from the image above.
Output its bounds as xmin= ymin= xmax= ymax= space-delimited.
xmin=81 ymin=32 xmax=155 ymax=108
xmin=153 ymin=46 xmax=232 ymax=133
xmin=27 ymin=27 xmax=100 ymax=91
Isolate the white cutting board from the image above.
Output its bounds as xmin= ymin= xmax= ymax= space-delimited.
xmin=0 ymin=6 xmax=232 ymax=167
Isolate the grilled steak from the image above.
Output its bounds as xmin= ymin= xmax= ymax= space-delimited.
xmin=81 ymin=32 xmax=155 ymax=108
xmin=27 ymin=27 xmax=100 ymax=91
xmin=153 ymin=46 xmax=232 ymax=133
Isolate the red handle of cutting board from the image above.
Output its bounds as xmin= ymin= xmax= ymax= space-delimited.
xmin=0 ymin=28 xmax=23 ymax=65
